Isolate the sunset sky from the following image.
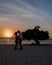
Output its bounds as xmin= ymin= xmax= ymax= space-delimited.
xmin=0 ymin=0 xmax=52 ymax=38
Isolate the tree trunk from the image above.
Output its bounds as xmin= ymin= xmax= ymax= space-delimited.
xmin=34 ymin=39 xmax=40 ymax=45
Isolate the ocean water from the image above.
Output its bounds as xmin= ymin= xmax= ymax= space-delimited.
xmin=0 ymin=38 xmax=52 ymax=44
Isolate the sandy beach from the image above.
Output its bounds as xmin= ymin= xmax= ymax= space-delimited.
xmin=0 ymin=44 xmax=52 ymax=65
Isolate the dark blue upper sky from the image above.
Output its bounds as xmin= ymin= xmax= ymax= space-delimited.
xmin=22 ymin=0 xmax=52 ymax=15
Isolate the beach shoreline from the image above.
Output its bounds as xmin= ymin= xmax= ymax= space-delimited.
xmin=0 ymin=44 xmax=52 ymax=65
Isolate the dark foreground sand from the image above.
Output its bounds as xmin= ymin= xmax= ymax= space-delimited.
xmin=0 ymin=44 xmax=52 ymax=65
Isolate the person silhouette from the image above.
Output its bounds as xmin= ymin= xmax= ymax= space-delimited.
xmin=17 ymin=30 xmax=23 ymax=49
xmin=14 ymin=30 xmax=23 ymax=50
xmin=14 ymin=32 xmax=18 ymax=50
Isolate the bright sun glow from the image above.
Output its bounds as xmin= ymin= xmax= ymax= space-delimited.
xmin=4 ymin=31 xmax=12 ymax=38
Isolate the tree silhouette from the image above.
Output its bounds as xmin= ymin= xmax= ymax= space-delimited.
xmin=22 ymin=26 xmax=49 ymax=45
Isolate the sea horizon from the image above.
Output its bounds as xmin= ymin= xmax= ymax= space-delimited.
xmin=0 ymin=38 xmax=52 ymax=45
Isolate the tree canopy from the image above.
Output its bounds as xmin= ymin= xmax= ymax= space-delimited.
xmin=22 ymin=26 xmax=49 ymax=44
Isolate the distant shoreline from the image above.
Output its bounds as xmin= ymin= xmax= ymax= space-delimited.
xmin=0 ymin=37 xmax=14 ymax=39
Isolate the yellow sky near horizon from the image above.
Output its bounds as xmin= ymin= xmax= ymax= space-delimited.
xmin=0 ymin=25 xmax=52 ymax=38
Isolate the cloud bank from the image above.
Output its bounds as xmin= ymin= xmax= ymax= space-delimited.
xmin=0 ymin=0 xmax=52 ymax=37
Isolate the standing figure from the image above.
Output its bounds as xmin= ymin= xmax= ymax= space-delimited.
xmin=17 ymin=30 xmax=23 ymax=49
xmin=14 ymin=32 xmax=18 ymax=50
xmin=14 ymin=30 xmax=23 ymax=50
